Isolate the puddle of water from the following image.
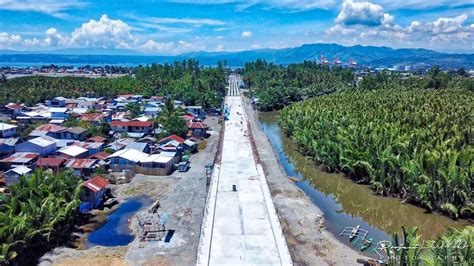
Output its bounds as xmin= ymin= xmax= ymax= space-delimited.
xmin=87 ymin=196 xmax=152 ymax=247
xmin=258 ymin=112 xmax=468 ymax=246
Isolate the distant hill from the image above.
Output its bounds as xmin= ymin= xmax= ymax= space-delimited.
xmin=0 ymin=43 xmax=472 ymax=68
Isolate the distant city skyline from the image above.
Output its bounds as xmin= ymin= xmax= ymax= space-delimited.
xmin=0 ymin=0 xmax=473 ymax=54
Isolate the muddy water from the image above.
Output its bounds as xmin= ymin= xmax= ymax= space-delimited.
xmin=259 ymin=112 xmax=468 ymax=244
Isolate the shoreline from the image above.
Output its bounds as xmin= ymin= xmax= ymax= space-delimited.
xmin=244 ymin=97 xmax=370 ymax=265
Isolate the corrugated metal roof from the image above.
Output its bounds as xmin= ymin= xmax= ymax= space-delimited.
xmin=28 ymin=136 xmax=56 ymax=147
xmin=7 ymin=166 xmax=32 ymax=175
xmin=35 ymin=124 xmax=65 ymax=132
xmin=36 ymin=157 xmax=65 ymax=167
xmin=158 ymin=135 xmax=185 ymax=144
xmin=125 ymin=142 xmax=148 ymax=152
xmin=89 ymin=151 xmax=110 ymax=161
xmin=83 ymin=176 xmax=109 ymax=192
xmin=59 ymin=145 xmax=88 ymax=156
xmin=0 ymin=123 xmax=17 ymax=130
xmin=87 ymin=136 xmax=106 ymax=142
xmin=107 ymin=149 xmax=149 ymax=162
xmin=0 ymin=138 xmax=19 ymax=146
xmin=111 ymin=120 xmax=153 ymax=127
xmin=65 ymin=159 xmax=98 ymax=168
xmin=0 ymin=152 xmax=39 ymax=163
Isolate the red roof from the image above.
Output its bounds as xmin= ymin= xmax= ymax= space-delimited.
xmin=36 ymin=157 xmax=65 ymax=167
xmin=117 ymin=94 xmax=134 ymax=99
xmin=80 ymin=113 xmax=106 ymax=121
xmin=89 ymin=151 xmax=110 ymax=161
xmin=65 ymin=159 xmax=97 ymax=169
xmin=83 ymin=176 xmax=109 ymax=192
xmin=111 ymin=121 xmax=153 ymax=127
xmin=183 ymin=114 xmax=195 ymax=121
xmin=35 ymin=124 xmax=65 ymax=132
xmin=158 ymin=134 xmax=185 ymax=144
xmin=6 ymin=103 xmax=23 ymax=110
xmin=187 ymin=121 xmax=209 ymax=129
xmin=87 ymin=136 xmax=106 ymax=142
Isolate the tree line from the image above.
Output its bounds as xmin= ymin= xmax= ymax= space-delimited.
xmin=0 ymin=59 xmax=227 ymax=109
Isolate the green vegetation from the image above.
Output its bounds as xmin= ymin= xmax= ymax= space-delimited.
xmin=0 ymin=59 xmax=227 ymax=108
xmin=244 ymin=61 xmax=473 ymax=111
xmin=242 ymin=60 xmax=354 ymax=110
xmin=0 ymin=170 xmax=82 ymax=265
xmin=279 ymin=89 xmax=473 ymax=218
xmin=155 ymin=98 xmax=188 ymax=138
xmin=386 ymin=226 xmax=473 ymax=265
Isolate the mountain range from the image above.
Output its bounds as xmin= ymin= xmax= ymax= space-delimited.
xmin=1 ymin=43 xmax=472 ymax=68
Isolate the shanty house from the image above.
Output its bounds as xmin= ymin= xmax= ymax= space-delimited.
xmin=48 ymin=97 xmax=67 ymax=107
xmin=80 ymin=113 xmax=108 ymax=125
xmin=49 ymin=107 xmax=69 ymax=119
xmin=65 ymin=159 xmax=99 ymax=177
xmin=72 ymin=141 xmax=104 ymax=156
xmin=0 ymin=123 xmax=18 ymax=138
xmin=0 ymin=138 xmax=19 ymax=157
xmin=140 ymin=154 xmax=174 ymax=175
xmin=0 ymin=152 xmax=39 ymax=170
xmin=107 ymin=149 xmax=149 ymax=171
xmin=3 ymin=166 xmax=32 ymax=187
xmin=57 ymin=127 xmax=87 ymax=140
xmin=36 ymin=157 xmax=65 ymax=174
xmin=57 ymin=145 xmax=88 ymax=159
xmin=124 ymin=142 xmax=150 ymax=153
xmin=80 ymin=176 xmax=109 ymax=212
xmin=186 ymin=121 xmax=209 ymax=138
xmin=15 ymin=136 xmax=58 ymax=156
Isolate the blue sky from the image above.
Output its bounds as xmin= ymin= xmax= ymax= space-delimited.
xmin=0 ymin=0 xmax=472 ymax=54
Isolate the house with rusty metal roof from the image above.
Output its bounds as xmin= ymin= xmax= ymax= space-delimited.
xmin=80 ymin=176 xmax=110 ymax=211
xmin=65 ymin=158 xmax=100 ymax=177
xmin=0 ymin=152 xmax=39 ymax=169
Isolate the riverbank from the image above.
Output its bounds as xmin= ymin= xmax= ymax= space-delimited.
xmin=243 ymin=97 xmax=368 ymax=265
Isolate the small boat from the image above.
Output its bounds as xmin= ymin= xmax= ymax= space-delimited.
xmin=350 ymin=225 xmax=360 ymax=240
xmin=289 ymin=177 xmax=300 ymax=182
xmin=361 ymin=237 xmax=373 ymax=251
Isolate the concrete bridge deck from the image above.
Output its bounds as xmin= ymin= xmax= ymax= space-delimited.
xmin=197 ymin=92 xmax=292 ymax=265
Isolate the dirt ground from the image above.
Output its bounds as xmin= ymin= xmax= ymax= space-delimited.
xmin=39 ymin=116 xmax=221 ymax=266
xmin=244 ymin=97 xmax=369 ymax=265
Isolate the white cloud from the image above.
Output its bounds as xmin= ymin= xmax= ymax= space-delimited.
xmin=241 ymin=31 xmax=253 ymax=38
xmin=0 ymin=32 xmax=22 ymax=49
xmin=335 ymin=0 xmax=393 ymax=27
xmin=44 ymin=27 xmax=66 ymax=46
xmin=215 ymin=44 xmax=225 ymax=51
xmin=139 ymin=39 xmax=204 ymax=55
xmin=251 ymin=44 xmax=261 ymax=49
xmin=69 ymin=15 xmax=135 ymax=48
xmin=140 ymin=17 xmax=225 ymax=26
xmin=0 ymin=0 xmax=86 ymax=18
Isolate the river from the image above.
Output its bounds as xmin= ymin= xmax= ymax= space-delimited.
xmin=258 ymin=112 xmax=468 ymax=245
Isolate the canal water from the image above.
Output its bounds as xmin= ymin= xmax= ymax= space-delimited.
xmin=258 ymin=112 xmax=467 ymax=245
xmin=87 ymin=196 xmax=153 ymax=247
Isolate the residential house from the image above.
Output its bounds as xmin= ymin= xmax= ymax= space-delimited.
xmin=0 ymin=123 xmax=18 ymax=138
xmin=107 ymin=149 xmax=149 ymax=170
xmin=184 ymin=139 xmax=198 ymax=152
xmin=186 ymin=121 xmax=209 ymax=138
xmin=5 ymin=103 xmax=25 ymax=117
xmin=106 ymin=137 xmax=134 ymax=151
xmin=29 ymin=124 xmax=65 ymax=138
xmin=57 ymin=145 xmax=88 ymax=159
xmin=144 ymin=107 xmax=160 ymax=117
xmin=89 ymin=151 xmax=110 ymax=161
xmin=185 ymin=106 xmax=205 ymax=119
xmin=36 ymin=157 xmax=65 ymax=173
xmin=0 ymin=138 xmax=19 ymax=158
xmin=3 ymin=166 xmax=32 ymax=187
xmin=17 ymin=111 xmax=50 ymax=124
xmin=140 ymin=154 xmax=174 ymax=175
xmin=150 ymin=96 xmax=165 ymax=104
xmin=47 ymin=97 xmax=67 ymax=107
xmin=157 ymin=135 xmax=185 ymax=153
xmin=80 ymin=176 xmax=109 ymax=212
xmin=182 ymin=113 xmax=195 ymax=122
xmin=0 ymin=152 xmax=39 ymax=169
xmin=49 ymin=107 xmax=69 ymax=119
xmin=64 ymin=159 xmax=99 ymax=177
xmin=174 ymin=100 xmax=184 ymax=109
xmin=72 ymin=141 xmax=104 ymax=156
xmin=70 ymin=108 xmax=89 ymax=116
xmin=15 ymin=136 xmax=58 ymax=156
xmin=110 ymin=121 xmax=153 ymax=138
xmin=80 ymin=113 xmax=108 ymax=125
xmin=87 ymin=136 xmax=107 ymax=143
xmin=57 ymin=127 xmax=87 ymax=140
xmin=125 ymin=142 xmax=150 ymax=153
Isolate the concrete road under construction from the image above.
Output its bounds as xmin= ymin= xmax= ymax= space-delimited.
xmin=197 ymin=75 xmax=292 ymax=265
